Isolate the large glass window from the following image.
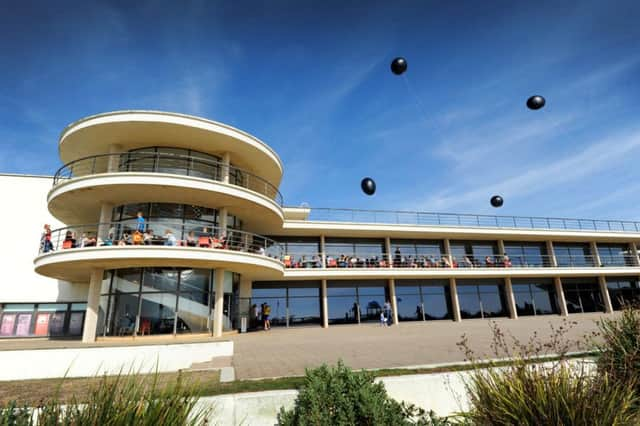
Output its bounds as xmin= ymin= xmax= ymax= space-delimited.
xmin=0 ymin=303 xmax=86 ymax=338
xmin=457 ymin=279 xmax=508 ymax=319
xmin=100 ymin=268 xmax=228 ymax=337
xmin=121 ymin=147 xmax=222 ymax=179
xmin=511 ymin=279 xmax=558 ymax=316
xmin=503 ymin=242 xmax=548 ymax=267
xmin=554 ymin=243 xmax=594 ymax=267
xmin=597 ymin=244 xmax=634 ymax=267
xmin=390 ymin=240 xmax=443 ymax=267
xmin=606 ymin=277 xmax=640 ymax=310
xmin=450 ymin=241 xmax=498 ymax=267
xmin=325 ymin=238 xmax=386 ymax=268
xmin=273 ymin=237 xmax=321 ymax=268
xmin=395 ymin=280 xmax=452 ymax=321
xmin=326 ymin=280 xmax=388 ymax=325
xmin=561 ymin=278 xmax=604 ymax=313
xmin=250 ymin=282 xmax=321 ymax=328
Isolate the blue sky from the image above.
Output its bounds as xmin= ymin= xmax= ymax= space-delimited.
xmin=2 ymin=0 xmax=640 ymax=220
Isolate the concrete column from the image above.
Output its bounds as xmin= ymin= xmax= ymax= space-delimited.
xmin=546 ymin=241 xmax=558 ymax=267
xmin=219 ymin=207 xmax=228 ymax=237
xmin=449 ymin=277 xmax=461 ymax=322
xmin=590 ymin=241 xmax=602 ymax=267
xmin=107 ymin=143 xmax=123 ymax=172
xmin=320 ymin=235 xmax=326 ymax=267
xmin=389 ymin=279 xmax=399 ymax=325
xmin=443 ymin=239 xmax=452 ymax=258
xmin=385 ymin=237 xmax=392 ymax=267
xmin=497 ymin=240 xmax=506 ymax=258
xmin=630 ymin=242 xmax=640 ymax=266
xmin=82 ymin=269 xmax=103 ymax=343
xmin=504 ymin=277 xmax=518 ymax=319
xmin=222 ymin=152 xmax=231 ymax=184
xmin=97 ymin=203 xmax=114 ymax=240
xmin=213 ymin=269 xmax=225 ymax=337
xmin=598 ymin=275 xmax=614 ymax=313
xmin=554 ymin=277 xmax=568 ymax=316
xmin=239 ymin=276 xmax=252 ymax=299
xmin=321 ymin=279 xmax=329 ymax=328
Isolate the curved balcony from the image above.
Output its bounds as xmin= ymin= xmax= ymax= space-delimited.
xmin=48 ymin=152 xmax=284 ymax=230
xmin=58 ymin=110 xmax=283 ymax=186
xmin=35 ymin=222 xmax=285 ymax=282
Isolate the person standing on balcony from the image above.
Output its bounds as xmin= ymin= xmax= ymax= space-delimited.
xmin=41 ymin=224 xmax=53 ymax=253
xmin=136 ymin=211 xmax=146 ymax=233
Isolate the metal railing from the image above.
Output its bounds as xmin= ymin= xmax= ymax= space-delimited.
xmin=52 ymin=152 xmax=284 ymax=205
xmin=38 ymin=221 xmax=284 ymax=259
xmin=281 ymin=253 xmax=639 ymax=269
xmin=303 ymin=207 xmax=640 ymax=233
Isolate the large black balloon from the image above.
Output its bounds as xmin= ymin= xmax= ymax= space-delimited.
xmin=361 ymin=177 xmax=376 ymax=196
xmin=526 ymin=95 xmax=546 ymax=110
xmin=390 ymin=57 xmax=407 ymax=75
xmin=490 ymin=195 xmax=504 ymax=208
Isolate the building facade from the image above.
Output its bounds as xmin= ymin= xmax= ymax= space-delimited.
xmin=2 ymin=110 xmax=640 ymax=342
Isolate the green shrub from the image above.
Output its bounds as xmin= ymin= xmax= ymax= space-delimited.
xmin=0 ymin=370 xmax=211 ymax=426
xmin=278 ymin=361 xmax=449 ymax=426
xmin=595 ymin=305 xmax=640 ymax=393
xmin=457 ymin=320 xmax=640 ymax=426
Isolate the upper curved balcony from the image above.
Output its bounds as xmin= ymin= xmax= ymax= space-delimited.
xmin=58 ymin=110 xmax=283 ymax=186
xmin=48 ymin=152 xmax=284 ymax=231
xmin=35 ymin=221 xmax=285 ymax=282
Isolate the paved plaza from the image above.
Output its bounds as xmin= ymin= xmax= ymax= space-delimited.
xmin=229 ymin=313 xmax=611 ymax=379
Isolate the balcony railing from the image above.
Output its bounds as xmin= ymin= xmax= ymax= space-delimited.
xmin=282 ymin=253 xmax=639 ymax=269
xmin=304 ymin=208 xmax=640 ymax=233
xmin=38 ymin=221 xmax=284 ymax=259
xmin=52 ymin=152 xmax=284 ymax=205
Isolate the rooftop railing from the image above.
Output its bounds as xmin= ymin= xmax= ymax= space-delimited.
xmin=281 ymin=253 xmax=638 ymax=269
xmin=39 ymin=221 xmax=284 ymax=259
xmin=52 ymin=152 xmax=284 ymax=205
xmin=303 ymin=208 xmax=640 ymax=233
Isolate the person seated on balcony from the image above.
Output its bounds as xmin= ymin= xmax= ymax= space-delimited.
xmin=108 ymin=226 xmax=116 ymax=241
xmin=212 ymin=234 xmax=223 ymax=249
xmin=485 ymin=256 xmax=495 ymax=267
xmin=425 ymin=255 xmax=436 ymax=267
xmin=79 ymin=233 xmax=89 ymax=248
xmin=258 ymin=246 xmax=266 ymax=256
xmin=63 ymin=231 xmax=76 ymax=249
xmin=164 ymin=229 xmax=177 ymax=246
xmin=442 ymin=255 xmax=452 ymax=267
xmin=451 ymin=256 xmax=459 ymax=268
xmin=502 ymin=254 xmax=512 ymax=268
xmin=349 ymin=256 xmax=358 ymax=268
xmin=143 ymin=229 xmax=154 ymax=245
xmin=186 ymin=231 xmax=197 ymax=247
xmin=463 ymin=256 xmax=474 ymax=268
xmin=131 ymin=230 xmax=144 ymax=245
xmin=85 ymin=234 xmax=97 ymax=247
xmin=326 ymin=255 xmax=336 ymax=267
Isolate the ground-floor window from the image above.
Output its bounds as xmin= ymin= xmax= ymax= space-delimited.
xmin=248 ymin=281 xmax=322 ymax=328
xmin=511 ymin=278 xmax=558 ymax=316
xmin=457 ymin=279 xmax=508 ymax=319
xmin=395 ymin=280 xmax=452 ymax=321
xmin=98 ymin=268 xmax=234 ymax=337
xmin=606 ymin=277 xmax=640 ymax=310
xmin=561 ymin=278 xmax=605 ymax=313
xmin=0 ymin=302 xmax=86 ymax=338
xmin=327 ymin=280 xmax=388 ymax=325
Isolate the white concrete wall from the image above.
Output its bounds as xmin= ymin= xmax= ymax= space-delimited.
xmin=0 ymin=174 xmax=87 ymax=303
xmin=0 ymin=340 xmax=233 ymax=380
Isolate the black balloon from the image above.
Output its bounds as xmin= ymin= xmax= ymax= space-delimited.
xmin=390 ymin=57 xmax=407 ymax=75
xmin=490 ymin=195 xmax=504 ymax=208
xmin=361 ymin=177 xmax=376 ymax=195
xmin=526 ymin=95 xmax=546 ymax=110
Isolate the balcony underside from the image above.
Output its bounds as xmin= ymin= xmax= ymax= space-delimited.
xmin=34 ymin=246 xmax=284 ymax=282
xmin=47 ymin=173 xmax=284 ymax=233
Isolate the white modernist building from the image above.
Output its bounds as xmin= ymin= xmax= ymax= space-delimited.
xmin=2 ymin=110 xmax=640 ymax=343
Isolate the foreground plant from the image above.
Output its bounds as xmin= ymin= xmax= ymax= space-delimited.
xmin=457 ymin=319 xmax=640 ymax=426
xmin=0 ymin=369 xmax=211 ymax=425
xmin=278 ymin=360 xmax=453 ymax=426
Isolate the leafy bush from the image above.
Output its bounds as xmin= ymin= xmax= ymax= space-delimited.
xmin=278 ymin=361 xmax=448 ymax=426
xmin=457 ymin=320 xmax=640 ymax=426
xmin=0 ymin=370 xmax=211 ymax=425
xmin=594 ymin=305 xmax=640 ymax=393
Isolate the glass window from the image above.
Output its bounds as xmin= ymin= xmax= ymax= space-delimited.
xmin=140 ymin=292 xmax=177 ymax=334
xmin=561 ymin=278 xmax=604 ymax=313
xmin=597 ymin=244 xmax=632 ymax=266
xmin=142 ymin=268 xmax=179 ymax=292
xmin=450 ymin=241 xmax=498 ymax=266
xmin=503 ymin=242 xmax=547 ymax=267
xmin=606 ymin=277 xmax=640 ymax=310
xmin=554 ymin=243 xmax=593 ymax=267
xmin=457 ymin=279 xmax=507 ymax=319
xmin=325 ymin=238 xmax=385 ymax=258
xmin=510 ymin=279 xmax=557 ymax=316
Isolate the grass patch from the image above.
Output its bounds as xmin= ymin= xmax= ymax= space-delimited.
xmin=0 ymin=350 xmax=599 ymax=405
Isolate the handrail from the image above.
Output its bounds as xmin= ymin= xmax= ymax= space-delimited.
xmin=38 ymin=221 xmax=284 ymax=259
xmin=303 ymin=207 xmax=640 ymax=233
xmin=52 ymin=152 xmax=284 ymax=206
xmin=280 ymin=252 xmax=638 ymax=269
